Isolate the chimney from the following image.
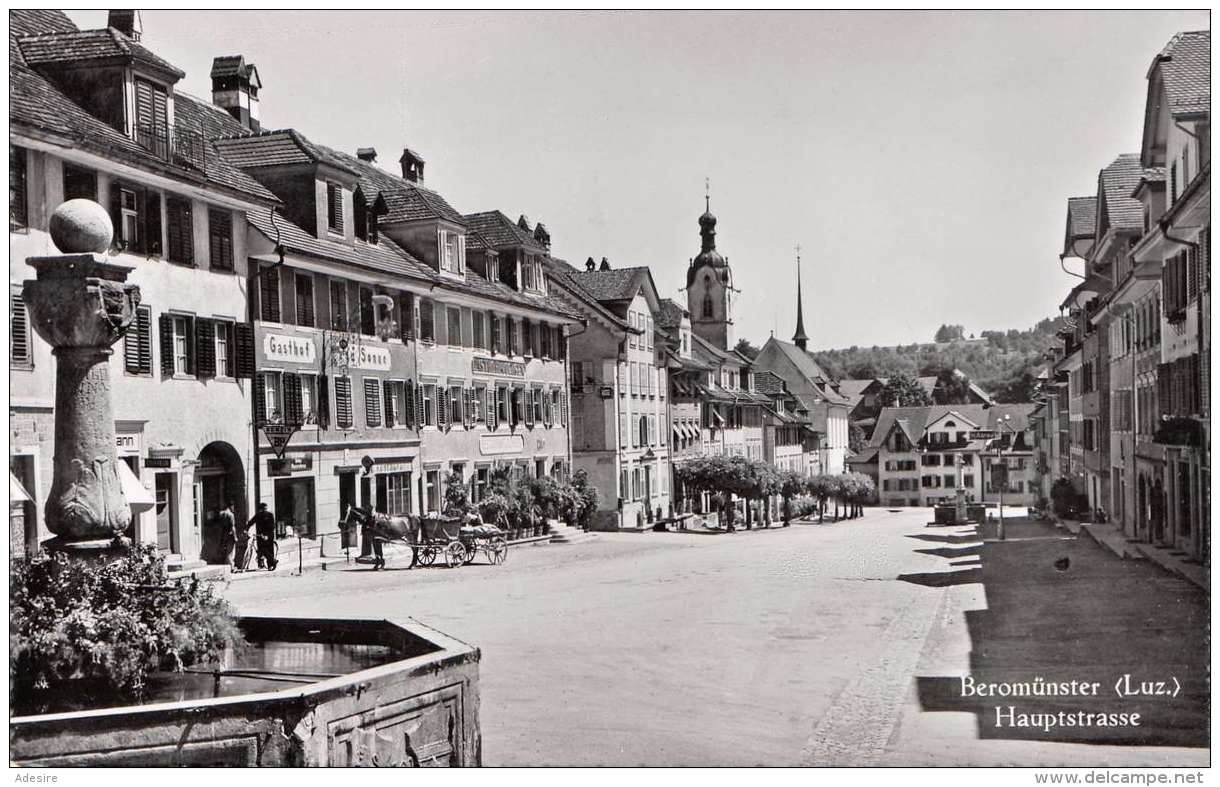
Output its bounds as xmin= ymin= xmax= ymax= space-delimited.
xmin=356 ymin=147 xmax=377 ymax=163
xmin=533 ymin=222 xmax=551 ymax=250
xmin=599 ymin=257 xmax=611 ymax=271
xmin=585 ymin=256 xmax=596 ymax=272
xmin=399 ymin=148 xmax=425 ymax=184
xmin=211 ymin=55 xmax=262 ymax=132
xmin=108 ymin=10 xmax=142 ymax=41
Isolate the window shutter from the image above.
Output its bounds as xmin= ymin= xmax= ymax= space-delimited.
xmin=109 ymin=181 xmax=124 ymax=247
xmin=401 ymin=293 xmax=415 ymax=341
xmin=364 ymin=379 xmax=382 ymax=427
xmin=414 ymin=382 xmax=425 ymax=429
xmin=438 ymin=387 xmax=450 ymax=429
xmin=10 ymin=293 xmax=30 ymax=365
xmin=524 ymin=389 xmax=534 ymax=427
xmin=383 ymin=380 xmax=395 ymax=427
xmin=561 ymin=392 xmax=568 ymax=426
xmin=194 ymin=317 xmax=216 ymax=378
xmin=334 ymin=377 xmax=353 ymax=428
xmin=420 ymin=299 xmax=434 ymax=342
xmin=404 ymin=380 xmax=415 ymax=429
xmin=254 ymin=373 xmax=267 ymax=424
xmin=143 ymin=190 xmax=162 ymax=256
xmin=283 ymin=373 xmax=303 ymax=424
xmin=234 ymin=322 xmax=255 ymax=378
xmin=184 ymin=317 xmax=196 ymax=375
xmin=158 ymin=313 xmax=175 ymax=375
xmin=466 ymin=388 xmax=476 ymax=429
xmin=261 ymin=268 xmax=281 ymax=322
xmin=166 ymin=198 xmax=193 ymax=264
xmin=317 ymin=375 xmax=330 ymax=430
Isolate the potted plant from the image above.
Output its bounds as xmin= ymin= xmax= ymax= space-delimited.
xmin=10 ymin=544 xmax=243 ymax=714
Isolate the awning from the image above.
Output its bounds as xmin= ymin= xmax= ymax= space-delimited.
xmin=711 ymin=409 xmax=726 ymax=426
xmin=672 ymin=424 xmax=683 ymax=442
xmin=117 ymin=460 xmax=156 ymax=512
xmin=10 ymin=472 xmax=31 ymax=504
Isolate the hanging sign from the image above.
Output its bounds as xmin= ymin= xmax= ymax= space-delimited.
xmin=261 ymin=422 xmax=300 ymax=459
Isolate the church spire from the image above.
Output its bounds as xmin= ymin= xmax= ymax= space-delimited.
xmin=792 ymin=244 xmax=809 ymax=351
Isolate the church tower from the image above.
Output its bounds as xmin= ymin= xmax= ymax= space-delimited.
xmin=792 ymin=247 xmax=809 ymax=351
xmin=685 ymin=191 xmax=734 ymax=351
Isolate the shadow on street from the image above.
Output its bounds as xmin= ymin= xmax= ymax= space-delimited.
xmin=911 ymin=527 xmax=1210 ymax=748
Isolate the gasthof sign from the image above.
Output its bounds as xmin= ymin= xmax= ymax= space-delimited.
xmin=264 ymin=333 xmax=317 ymax=364
xmin=472 ymin=356 xmax=526 ymax=378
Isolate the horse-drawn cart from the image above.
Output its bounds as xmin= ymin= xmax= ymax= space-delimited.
xmin=340 ymin=506 xmax=508 ymax=570
xmin=416 ymin=514 xmax=509 ymax=568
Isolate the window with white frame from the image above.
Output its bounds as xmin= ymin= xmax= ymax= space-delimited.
xmin=261 ymin=371 xmax=282 ymax=422
xmin=440 ymin=229 xmax=465 ymax=275
xmin=384 ymin=380 xmax=405 ymax=427
xmin=422 ymin=383 xmax=436 ymax=427
xmin=449 ymin=383 xmax=464 ymax=426
xmin=172 ymin=316 xmax=190 ymax=375
xmin=473 ymin=385 xmax=487 ymax=424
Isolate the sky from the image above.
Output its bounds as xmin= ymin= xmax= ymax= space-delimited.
xmin=69 ymin=10 xmax=1210 ymax=351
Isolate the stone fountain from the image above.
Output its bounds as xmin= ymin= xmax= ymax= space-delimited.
xmin=22 ymin=199 xmax=141 ymax=557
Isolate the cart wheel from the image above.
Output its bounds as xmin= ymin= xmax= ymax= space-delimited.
xmin=418 ymin=546 xmax=438 ymax=566
xmin=445 ymin=541 xmax=467 ymax=568
xmin=463 ymin=541 xmax=477 ymax=565
xmin=488 ymin=537 xmax=508 ymax=565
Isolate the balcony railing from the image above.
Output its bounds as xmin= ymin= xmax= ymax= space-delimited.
xmin=134 ymin=123 xmax=210 ymax=175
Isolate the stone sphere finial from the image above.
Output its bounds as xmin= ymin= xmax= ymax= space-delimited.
xmin=49 ymin=199 xmax=113 ymax=254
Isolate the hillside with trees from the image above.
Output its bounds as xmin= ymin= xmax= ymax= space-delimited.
xmin=811 ymin=317 xmax=1066 ymax=404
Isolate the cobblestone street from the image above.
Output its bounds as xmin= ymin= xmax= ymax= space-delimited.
xmin=223 ymin=509 xmax=1209 ymax=767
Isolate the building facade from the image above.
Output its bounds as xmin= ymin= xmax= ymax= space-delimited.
xmin=10 ymin=11 xmax=277 ymax=565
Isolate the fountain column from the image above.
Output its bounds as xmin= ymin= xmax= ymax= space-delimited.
xmin=22 ymin=199 xmax=142 ymax=557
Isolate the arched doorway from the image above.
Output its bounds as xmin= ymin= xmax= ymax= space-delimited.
xmin=196 ymin=441 xmax=246 ymax=563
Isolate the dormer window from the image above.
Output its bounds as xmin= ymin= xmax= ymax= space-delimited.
xmin=325 ymin=182 xmax=344 ymax=234
xmin=439 ymin=229 xmax=465 ymax=275
xmin=521 ymin=255 xmax=545 ymax=293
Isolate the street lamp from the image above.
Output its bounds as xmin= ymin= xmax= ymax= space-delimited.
xmin=995 ymin=413 xmax=1016 ymax=541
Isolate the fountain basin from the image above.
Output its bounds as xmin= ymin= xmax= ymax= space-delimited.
xmin=10 ymin=615 xmax=481 ymax=766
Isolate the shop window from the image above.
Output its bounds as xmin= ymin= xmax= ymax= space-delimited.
xmin=377 ymin=472 xmax=412 ymax=516
xmin=425 ymin=469 xmax=441 ymax=513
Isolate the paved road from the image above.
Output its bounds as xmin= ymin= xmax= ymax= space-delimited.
xmin=223 ymin=508 xmax=1208 ymax=767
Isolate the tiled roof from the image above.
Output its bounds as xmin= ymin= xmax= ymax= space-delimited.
xmin=320 ymin=146 xmax=466 ymax=225
xmin=1153 ymin=30 xmax=1210 ymax=118
xmin=1066 ymin=196 xmax=1097 ymax=239
xmin=9 ymin=13 xmax=277 ymax=206
xmin=18 ymin=27 xmax=186 ymax=78
xmin=247 ymin=209 xmax=435 ymax=283
xmin=691 ymin=332 xmax=740 ymax=365
xmin=656 ymin=298 xmax=687 ymax=330
xmin=753 ymin=370 xmax=788 ymax=395
xmin=868 ymin=403 xmax=1037 ymax=449
xmin=762 ymin=338 xmax=850 ymax=405
xmin=1098 ymin=154 xmax=1145 ymax=232
xmin=210 ymin=54 xmax=258 ymax=81
xmin=544 ymin=258 xmax=633 ymax=330
xmin=846 ymin=446 xmax=879 ymax=465
xmin=440 ymin=269 xmax=583 ymax=322
xmin=463 ymin=211 xmax=546 ymax=252
xmin=212 ymin=130 xmax=360 ymax=176
xmin=559 ymin=267 xmax=649 ymax=303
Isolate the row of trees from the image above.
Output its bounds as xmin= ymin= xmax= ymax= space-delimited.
xmin=673 ymin=454 xmax=876 ymax=530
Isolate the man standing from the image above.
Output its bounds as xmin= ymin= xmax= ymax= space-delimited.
xmin=217 ymin=501 xmax=237 ymax=569
xmin=249 ymin=502 xmax=278 ymax=571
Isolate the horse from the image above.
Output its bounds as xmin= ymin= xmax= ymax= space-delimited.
xmin=339 ymin=505 xmax=419 ymax=570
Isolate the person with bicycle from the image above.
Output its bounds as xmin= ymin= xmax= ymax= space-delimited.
xmin=249 ymin=502 xmax=278 ymax=571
